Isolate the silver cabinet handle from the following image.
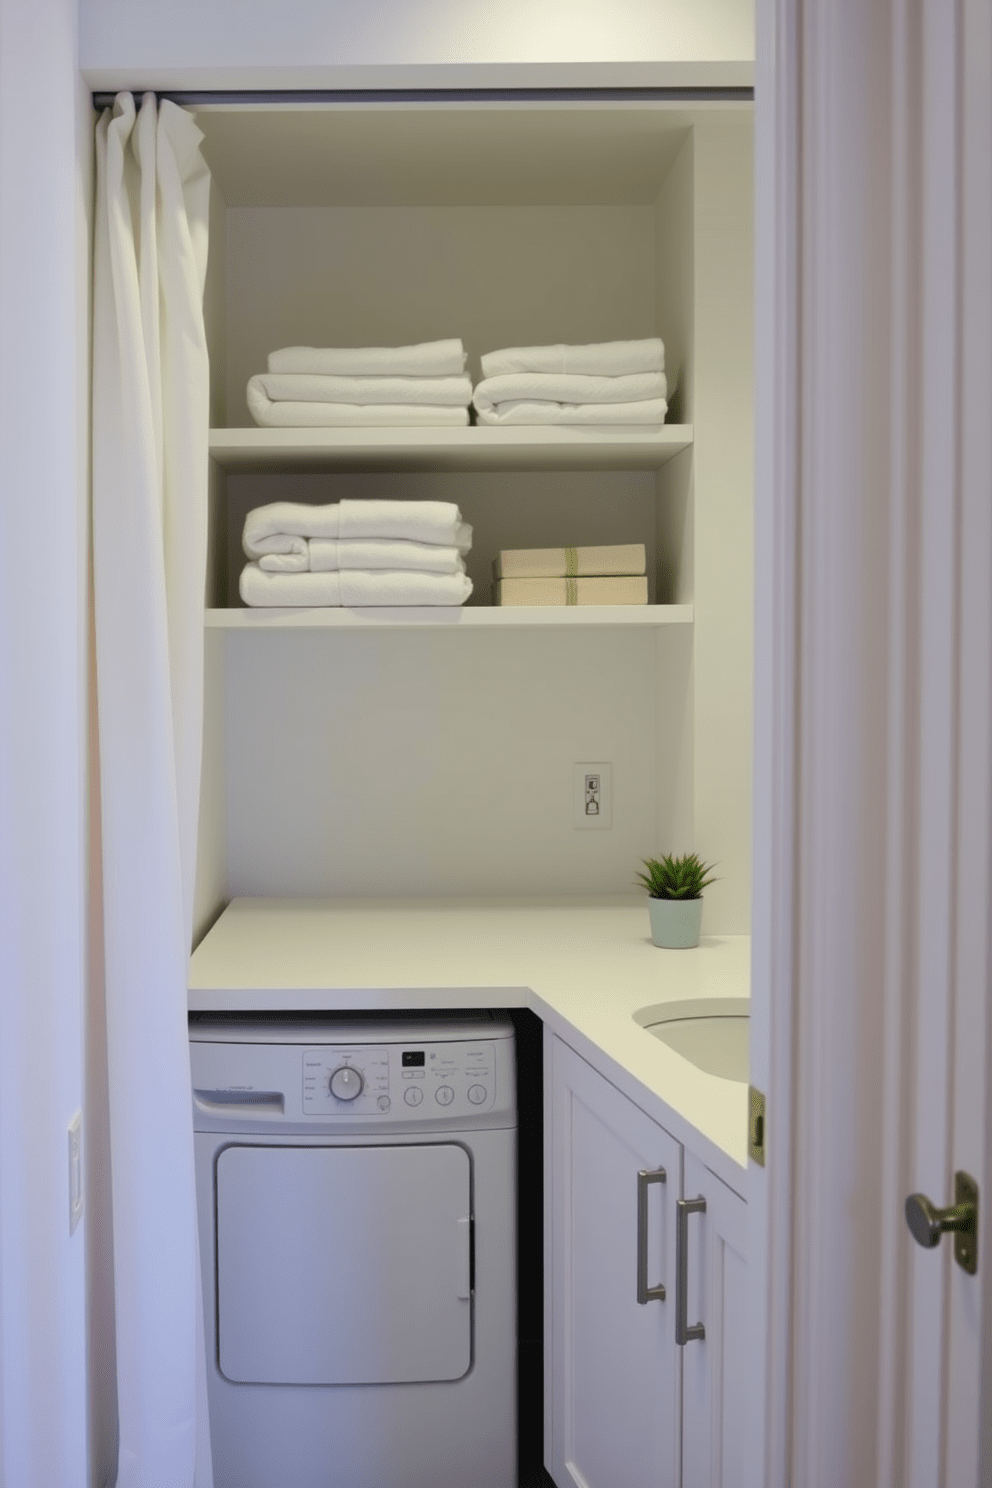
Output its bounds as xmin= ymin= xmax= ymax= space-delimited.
xmin=636 ymin=1167 xmax=667 ymax=1304
xmin=676 ymin=1195 xmax=707 ymax=1344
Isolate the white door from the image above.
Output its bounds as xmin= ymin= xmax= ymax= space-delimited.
xmin=751 ymin=0 xmax=991 ymax=1482
xmin=216 ymin=1142 xmax=472 ymax=1384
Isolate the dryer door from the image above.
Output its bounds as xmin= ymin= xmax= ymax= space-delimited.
xmin=216 ymin=1142 xmax=471 ymax=1385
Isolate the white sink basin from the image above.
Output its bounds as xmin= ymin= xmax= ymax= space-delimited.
xmin=633 ymin=997 xmax=750 ymax=1083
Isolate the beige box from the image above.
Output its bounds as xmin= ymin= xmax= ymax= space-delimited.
xmin=493 ymin=543 xmax=646 ymax=579
xmin=493 ymin=575 xmax=649 ymax=606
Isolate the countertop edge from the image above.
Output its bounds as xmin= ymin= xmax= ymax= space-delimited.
xmin=187 ymin=973 xmax=749 ymax=1198
xmin=529 ymin=992 xmax=748 ymax=1197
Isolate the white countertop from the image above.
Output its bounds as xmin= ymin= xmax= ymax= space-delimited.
xmin=188 ymin=895 xmax=751 ymax=1194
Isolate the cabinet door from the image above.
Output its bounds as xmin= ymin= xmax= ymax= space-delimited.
xmin=547 ymin=1033 xmax=682 ymax=1488
xmin=680 ymin=1154 xmax=748 ymax=1488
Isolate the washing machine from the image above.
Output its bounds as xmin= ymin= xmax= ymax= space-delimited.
xmin=190 ymin=1011 xmax=517 ymax=1488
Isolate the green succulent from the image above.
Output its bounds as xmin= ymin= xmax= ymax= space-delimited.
xmin=636 ymin=852 xmax=718 ymax=901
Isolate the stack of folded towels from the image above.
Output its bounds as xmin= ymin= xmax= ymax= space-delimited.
xmin=246 ymin=340 xmax=473 ymax=427
xmin=492 ymin=543 xmax=648 ymax=606
xmin=472 ymin=338 xmax=667 ymax=426
xmin=240 ymin=499 xmax=473 ymax=607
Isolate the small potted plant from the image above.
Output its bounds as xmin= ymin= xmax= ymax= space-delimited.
xmin=636 ymin=852 xmax=718 ymax=949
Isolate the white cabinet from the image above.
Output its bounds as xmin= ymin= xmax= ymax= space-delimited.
xmin=546 ymin=1030 xmax=682 ymax=1487
xmin=680 ymin=1153 xmax=748 ymax=1488
xmin=545 ymin=1030 xmax=747 ymax=1487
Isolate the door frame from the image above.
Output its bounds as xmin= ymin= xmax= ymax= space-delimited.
xmin=747 ymin=0 xmax=800 ymax=1481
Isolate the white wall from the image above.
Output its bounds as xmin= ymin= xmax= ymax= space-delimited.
xmin=692 ymin=120 xmax=754 ymax=934
xmin=224 ymin=621 xmax=676 ymax=900
xmin=653 ymin=134 xmax=696 ymax=872
xmin=223 ymin=203 xmax=657 ymax=427
xmin=193 ymin=188 xmax=230 ymax=941
xmin=79 ymin=0 xmax=754 ymax=91
xmin=0 ymin=0 xmax=91 ymax=1482
xmin=650 ymin=118 xmax=754 ymax=935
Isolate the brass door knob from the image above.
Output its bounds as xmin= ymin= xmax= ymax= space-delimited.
xmin=905 ymin=1172 xmax=979 ymax=1275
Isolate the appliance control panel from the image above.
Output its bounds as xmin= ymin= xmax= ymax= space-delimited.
xmin=302 ymin=1040 xmax=499 ymax=1118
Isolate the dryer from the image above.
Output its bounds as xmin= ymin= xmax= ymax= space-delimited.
xmin=190 ymin=1011 xmax=517 ymax=1488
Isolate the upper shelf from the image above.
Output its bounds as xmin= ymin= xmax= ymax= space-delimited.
xmin=192 ymin=102 xmax=749 ymax=211
xmin=208 ymin=425 xmax=693 ymax=474
xmin=206 ymin=604 xmax=694 ymax=631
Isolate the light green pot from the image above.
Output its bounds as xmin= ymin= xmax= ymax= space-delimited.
xmin=647 ymin=896 xmax=704 ymax=949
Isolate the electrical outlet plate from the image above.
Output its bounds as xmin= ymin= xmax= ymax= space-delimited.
xmin=573 ymin=762 xmax=612 ymax=830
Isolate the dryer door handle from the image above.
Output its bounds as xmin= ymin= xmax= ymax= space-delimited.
xmin=456 ymin=1215 xmax=472 ymax=1300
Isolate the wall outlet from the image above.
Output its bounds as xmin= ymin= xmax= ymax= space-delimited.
xmin=573 ymin=762 xmax=612 ymax=830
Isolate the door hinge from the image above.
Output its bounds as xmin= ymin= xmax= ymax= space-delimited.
xmin=748 ymin=1085 xmax=766 ymax=1166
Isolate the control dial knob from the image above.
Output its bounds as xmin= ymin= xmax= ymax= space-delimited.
xmin=329 ymin=1065 xmax=363 ymax=1101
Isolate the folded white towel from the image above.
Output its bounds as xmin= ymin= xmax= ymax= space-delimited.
xmin=472 ymin=370 xmax=666 ymax=417
xmin=240 ymin=564 xmax=473 ymax=608
xmin=480 ymin=338 xmax=664 ymax=379
xmin=475 ymin=398 xmax=668 ymax=426
xmin=269 ymin=340 xmax=467 ymax=378
xmin=248 ymin=372 xmax=473 ymax=407
xmin=340 ymin=500 xmax=471 ymax=548
xmin=258 ymin=538 xmax=468 ymax=575
xmin=243 ymin=500 xmax=472 ymax=558
xmin=247 ymin=384 xmax=471 ymax=428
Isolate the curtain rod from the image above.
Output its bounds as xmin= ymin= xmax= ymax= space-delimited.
xmin=91 ymin=86 xmax=754 ymax=110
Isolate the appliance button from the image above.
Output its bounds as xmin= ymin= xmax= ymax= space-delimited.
xmin=468 ymin=1084 xmax=488 ymax=1105
xmin=436 ymin=1085 xmax=455 ymax=1106
xmin=377 ymin=1096 xmax=391 ymax=1112
xmin=403 ymin=1087 xmax=424 ymax=1107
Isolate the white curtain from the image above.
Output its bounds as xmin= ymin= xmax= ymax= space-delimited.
xmin=92 ymin=92 xmax=213 ymax=1488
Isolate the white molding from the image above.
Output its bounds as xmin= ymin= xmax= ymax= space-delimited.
xmin=945 ymin=0 xmax=992 ymax=1477
xmin=874 ymin=5 xmax=921 ymax=1482
xmin=790 ymin=0 xmax=900 ymax=1473
xmin=881 ymin=5 xmax=962 ymax=1484
xmin=81 ymin=62 xmax=758 ymax=94
xmin=908 ymin=4 xmax=960 ymax=1465
xmin=747 ymin=0 xmax=800 ymax=1482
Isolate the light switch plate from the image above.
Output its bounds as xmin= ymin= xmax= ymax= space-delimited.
xmin=574 ymin=762 xmax=612 ymax=829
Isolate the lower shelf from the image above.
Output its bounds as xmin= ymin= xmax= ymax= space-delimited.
xmin=205 ymin=604 xmax=693 ymax=630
